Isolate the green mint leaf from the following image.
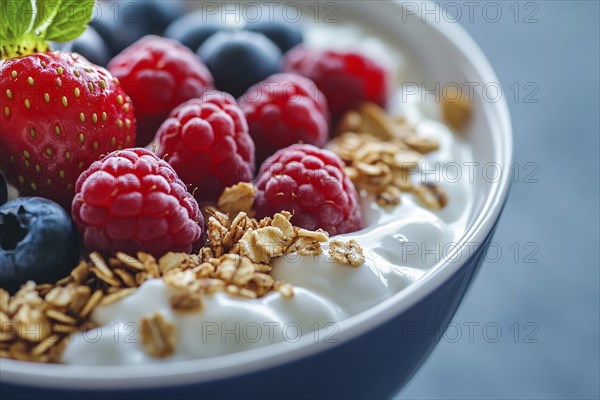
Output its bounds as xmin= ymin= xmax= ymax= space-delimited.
xmin=43 ymin=0 xmax=94 ymax=42
xmin=0 ymin=0 xmax=33 ymax=41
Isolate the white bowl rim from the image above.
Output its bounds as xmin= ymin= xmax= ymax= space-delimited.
xmin=0 ymin=0 xmax=513 ymax=389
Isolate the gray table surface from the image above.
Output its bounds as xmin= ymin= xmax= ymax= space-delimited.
xmin=398 ymin=1 xmax=600 ymax=399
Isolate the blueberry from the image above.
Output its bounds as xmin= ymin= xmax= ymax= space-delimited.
xmin=54 ymin=26 xmax=110 ymax=66
xmin=138 ymin=0 xmax=187 ymax=34
xmin=92 ymin=0 xmax=186 ymax=57
xmin=165 ymin=10 xmax=225 ymax=52
xmin=245 ymin=20 xmax=303 ymax=53
xmin=0 ymin=197 xmax=80 ymax=294
xmin=0 ymin=174 xmax=7 ymax=206
xmin=91 ymin=2 xmax=145 ymax=57
xmin=198 ymin=31 xmax=282 ymax=98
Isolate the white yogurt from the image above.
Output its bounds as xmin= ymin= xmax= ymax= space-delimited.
xmin=62 ymin=23 xmax=474 ymax=366
xmin=62 ymin=117 xmax=473 ymax=365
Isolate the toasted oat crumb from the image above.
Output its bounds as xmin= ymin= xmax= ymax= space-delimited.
xmin=217 ymin=182 xmax=257 ymax=216
xmin=0 ymin=311 xmax=11 ymax=329
xmin=226 ymin=285 xmax=258 ymax=299
xmin=274 ymin=281 xmax=294 ymax=299
xmin=44 ymin=286 xmax=74 ymax=308
xmin=13 ymin=303 xmax=52 ymax=342
xmin=158 ymin=252 xmax=190 ymax=275
xmin=45 ymin=309 xmax=77 ymax=325
xmin=297 ymin=228 xmax=329 ymax=242
xmin=163 ymin=268 xmax=197 ymax=290
xmin=31 ymin=334 xmax=60 ymax=356
xmin=413 ymin=182 xmax=448 ymax=210
xmin=404 ymin=135 xmax=440 ymax=154
xmin=170 ymin=293 xmax=203 ymax=314
xmin=70 ymin=261 xmax=91 ymax=283
xmin=100 ymin=288 xmax=137 ymax=306
xmin=140 ymin=312 xmax=176 ymax=358
xmin=80 ymin=290 xmax=103 ymax=319
xmin=254 ymin=226 xmax=288 ymax=258
xmin=113 ymin=268 xmax=137 ymax=288
xmin=329 ymin=240 xmax=365 ymax=267
xmin=89 ymin=251 xmax=114 ymax=278
xmin=288 ymin=236 xmax=323 ymax=257
xmin=116 ymin=252 xmax=145 ymax=270
xmin=442 ymin=85 xmax=472 ymax=132
xmin=377 ymin=185 xmax=402 ymax=207
xmin=336 ymin=103 xmax=396 ymax=139
xmin=0 ymin=289 xmax=9 ymax=312
xmin=246 ymin=273 xmax=275 ymax=297
xmin=271 ymin=212 xmax=294 ymax=239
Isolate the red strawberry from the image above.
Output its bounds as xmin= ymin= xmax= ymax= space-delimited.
xmin=0 ymin=1 xmax=135 ymax=209
xmin=0 ymin=53 xmax=136 ymax=208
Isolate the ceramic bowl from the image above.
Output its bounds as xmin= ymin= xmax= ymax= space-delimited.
xmin=0 ymin=1 xmax=512 ymax=398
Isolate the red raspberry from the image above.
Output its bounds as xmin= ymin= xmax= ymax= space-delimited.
xmin=239 ymin=73 xmax=330 ymax=165
xmin=155 ymin=91 xmax=255 ymax=202
xmin=71 ymin=148 xmax=203 ymax=257
xmin=108 ymin=35 xmax=214 ymax=146
xmin=254 ymin=144 xmax=362 ymax=235
xmin=283 ymin=46 xmax=389 ymax=120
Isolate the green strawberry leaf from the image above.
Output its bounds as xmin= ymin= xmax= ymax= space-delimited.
xmin=32 ymin=0 xmax=62 ymax=36
xmin=0 ymin=0 xmax=94 ymax=59
xmin=43 ymin=0 xmax=95 ymax=42
xmin=0 ymin=0 xmax=33 ymax=41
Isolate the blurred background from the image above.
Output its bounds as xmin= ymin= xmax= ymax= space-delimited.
xmin=398 ymin=1 xmax=600 ymax=399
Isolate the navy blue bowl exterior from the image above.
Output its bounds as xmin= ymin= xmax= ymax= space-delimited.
xmin=0 ymin=221 xmax=502 ymax=400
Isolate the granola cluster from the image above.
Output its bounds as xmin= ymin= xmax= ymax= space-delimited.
xmin=160 ymin=209 xmax=328 ymax=303
xmin=0 ymin=260 xmax=117 ymax=363
xmin=442 ymin=85 xmax=472 ymax=132
xmin=0 ymin=249 xmax=176 ymax=362
xmin=327 ymin=103 xmax=448 ymax=210
xmin=0 ymin=182 xmax=365 ymax=363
